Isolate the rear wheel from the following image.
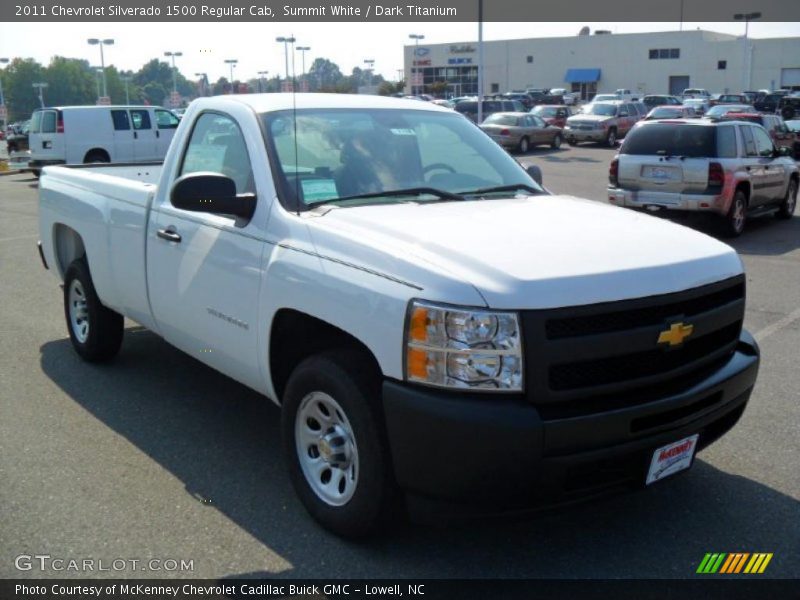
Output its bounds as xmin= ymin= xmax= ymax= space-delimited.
xmin=776 ymin=179 xmax=798 ymax=220
xmin=566 ymin=138 xmax=577 ymax=146
xmin=281 ymin=350 xmax=395 ymax=538
xmin=518 ymin=136 xmax=530 ymax=154
xmin=605 ymin=128 xmax=617 ymax=147
xmin=551 ymin=134 xmax=562 ymax=149
xmin=63 ymin=258 xmax=124 ymax=362
xmin=723 ymin=189 xmax=748 ymax=237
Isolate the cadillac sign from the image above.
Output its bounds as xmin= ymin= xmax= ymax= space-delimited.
xmin=449 ymin=44 xmax=476 ymax=54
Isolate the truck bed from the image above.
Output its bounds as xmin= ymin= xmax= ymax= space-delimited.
xmin=39 ymin=163 xmax=162 ymax=330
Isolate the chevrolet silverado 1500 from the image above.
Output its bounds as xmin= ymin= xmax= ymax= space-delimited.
xmin=38 ymin=94 xmax=759 ymax=537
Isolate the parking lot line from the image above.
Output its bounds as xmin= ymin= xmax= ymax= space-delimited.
xmin=753 ymin=306 xmax=800 ymax=343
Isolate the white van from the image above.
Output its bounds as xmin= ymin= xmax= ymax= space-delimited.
xmin=28 ymin=105 xmax=180 ymax=176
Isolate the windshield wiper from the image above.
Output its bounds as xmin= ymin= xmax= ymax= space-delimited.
xmin=458 ymin=183 xmax=543 ymax=197
xmin=306 ymin=187 xmax=465 ymax=208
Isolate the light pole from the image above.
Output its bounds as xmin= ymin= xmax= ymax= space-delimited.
xmin=296 ymin=46 xmax=310 ymax=92
xmin=224 ymin=59 xmax=238 ymax=94
xmin=163 ymin=51 xmax=182 ymax=94
xmin=91 ymin=67 xmax=102 ymax=101
xmin=364 ymin=59 xmax=375 ymax=90
xmin=276 ymin=36 xmax=296 ymax=92
xmin=32 ymin=83 xmax=47 ymax=108
xmin=409 ymin=33 xmax=424 ymax=95
xmin=121 ymin=75 xmax=131 ymax=104
xmin=87 ymin=38 xmax=114 ymax=98
xmin=195 ymin=72 xmax=208 ymax=96
xmin=257 ymin=70 xmax=269 ymax=93
xmin=734 ymin=11 xmax=761 ymax=91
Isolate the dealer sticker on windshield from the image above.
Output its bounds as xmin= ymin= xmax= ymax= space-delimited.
xmin=646 ymin=434 xmax=699 ymax=485
xmin=301 ymin=179 xmax=339 ymax=203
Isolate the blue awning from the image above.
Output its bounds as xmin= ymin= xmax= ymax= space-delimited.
xmin=565 ymin=68 xmax=601 ymax=83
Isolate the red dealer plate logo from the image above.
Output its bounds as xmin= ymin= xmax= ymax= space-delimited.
xmin=646 ymin=433 xmax=699 ymax=485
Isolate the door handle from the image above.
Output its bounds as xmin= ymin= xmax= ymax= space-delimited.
xmin=156 ymin=130 xmax=160 ymax=138
xmin=157 ymin=228 xmax=182 ymax=243
xmin=134 ymin=131 xmax=138 ymax=140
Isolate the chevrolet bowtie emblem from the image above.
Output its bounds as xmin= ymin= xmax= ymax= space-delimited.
xmin=658 ymin=322 xmax=694 ymax=347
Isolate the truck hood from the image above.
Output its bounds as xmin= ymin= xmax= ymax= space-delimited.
xmin=568 ymin=114 xmax=614 ymax=124
xmin=306 ymin=195 xmax=743 ymax=310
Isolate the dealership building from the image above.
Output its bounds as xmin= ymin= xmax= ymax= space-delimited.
xmin=404 ymin=29 xmax=800 ymax=99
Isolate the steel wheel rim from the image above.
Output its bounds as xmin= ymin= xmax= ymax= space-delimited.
xmin=68 ymin=279 xmax=89 ymax=343
xmin=608 ymin=131 xmax=616 ymax=145
xmin=554 ymin=135 xmax=561 ymax=148
xmin=520 ymin=138 xmax=528 ymax=152
xmin=733 ymin=197 xmax=745 ymax=232
xmin=295 ymin=391 xmax=359 ymax=506
xmin=788 ymin=183 xmax=797 ymax=215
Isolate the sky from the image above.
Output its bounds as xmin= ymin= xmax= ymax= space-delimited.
xmin=0 ymin=21 xmax=798 ymax=83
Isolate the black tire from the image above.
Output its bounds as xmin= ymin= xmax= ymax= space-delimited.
xmin=84 ymin=151 xmax=110 ymax=164
xmin=776 ymin=178 xmax=798 ymax=220
xmin=281 ymin=350 xmax=395 ymax=538
xmin=605 ymin=128 xmax=618 ymax=147
xmin=566 ymin=138 xmax=577 ymax=146
xmin=551 ymin=134 xmax=562 ymax=149
xmin=63 ymin=258 xmax=124 ymax=362
xmin=723 ymin=189 xmax=748 ymax=237
xmin=518 ymin=136 xmax=530 ymax=154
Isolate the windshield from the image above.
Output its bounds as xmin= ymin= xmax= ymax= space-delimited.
xmin=262 ymin=108 xmax=542 ymax=210
xmin=593 ymin=95 xmax=618 ymax=102
xmin=483 ymin=114 xmax=519 ymax=126
xmin=649 ymin=107 xmax=683 ymax=118
xmin=706 ymin=105 xmax=754 ymax=118
xmin=581 ymin=104 xmax=618 ymax=116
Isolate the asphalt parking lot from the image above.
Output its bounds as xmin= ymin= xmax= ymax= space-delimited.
xmin=1 ymin=145 xmax=798 ymax=580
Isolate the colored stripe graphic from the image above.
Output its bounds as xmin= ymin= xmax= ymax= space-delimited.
xmin=697 ymin=553 xmax=727 ymax=573
xmin=744 ymin=553 xmax=774 ymax=574
xmin=720 ymin=553 xmax=750 ymax=574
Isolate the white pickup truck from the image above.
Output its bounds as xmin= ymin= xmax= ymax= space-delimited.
xmin=38 ymin=94 xmax=759 ymax=537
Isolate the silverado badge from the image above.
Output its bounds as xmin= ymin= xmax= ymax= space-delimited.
xmin=658 ymin=322 xmax=694 ymax=347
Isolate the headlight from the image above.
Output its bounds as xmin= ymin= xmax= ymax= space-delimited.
xmin=404 ymin=300 xmax=523 ymax=392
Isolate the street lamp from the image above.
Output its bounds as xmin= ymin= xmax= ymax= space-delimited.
xmin=195 ymin=72 xmax=209 ymax=96
xmin=224 ymin=59 xmax=238 ymax=94
xmin=276 ymin=36 xmax=296 ymax=92
xmin=733 ymin=11 xmax=761 ymax=90
xmin=296 ymin=46 xmax=310 ymax=92
xmin=409 ymin=33 xmax=424 ymax=95
xmin=257 ymin=70 xmax=269 ymax=93
xmin=163 ymin=51 xmax=183 ymax=94
xmin=364 ymin=59 xmax=375 ymax=89
xmin=87 ymin=38 xmax=114 ymax=98
xmin=91 ymin=67 xmax=102 ymax=101
xmin=32 ymin=82 xmax=48 ymax=108
xmin=120 ymin=75 xmax=131 ymax=104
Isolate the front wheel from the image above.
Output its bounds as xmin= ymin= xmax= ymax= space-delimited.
xmin=551 ymin=134 xmax=562 ymax=149
xmin=281 ymin=351 xmax=395 ymax=538
xmin=776 ymin=179 xmax=798 ymax=220
xmin=63 ymin=258 xmax=124 ymax=362
xmin=605 ymin=128 xmax=617 ymax=147
xmin=518 ymin=136 xmax=530 ymax=154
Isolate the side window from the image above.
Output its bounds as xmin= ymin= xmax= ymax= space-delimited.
xmin=716 ymin=126 xmax=738 ymax=158
xmin=155 ymin=109 xmax=180 ymax=129
xmin=111 ymin=110 xmax=130 ymax=131
xmin=532 ymin=116 xmax=545 ymax=128
xmin=180 ymin=113 xmax=254 ymax=194
xmin=41 ymin=111 xmax=57 ymax=134
xmin=557 ymin=109 xmax=566 ymax=118
xmin=740 ymin=126 xmax=758 ymax=157
xmin=130 ymin=110 xmax=152 ymax=130
xmin=751 ymin=126 xmax=775 ymax=157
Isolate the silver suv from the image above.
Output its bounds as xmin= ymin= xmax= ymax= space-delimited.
xmin=564 ymin=101 xmax=641 ymax=147
xmin=608 ymin=119 xmax=799 ymax=236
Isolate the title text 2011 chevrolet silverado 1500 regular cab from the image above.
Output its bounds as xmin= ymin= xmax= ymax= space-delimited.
xmin=39 ymin=94 xmax=759 ymax=537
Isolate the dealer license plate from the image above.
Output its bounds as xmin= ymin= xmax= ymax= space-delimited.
xmin=646 ymin=434 xmax=699 ymax=485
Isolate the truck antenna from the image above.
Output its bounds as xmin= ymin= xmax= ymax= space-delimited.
xmin=291 ymin=34 xmax=300 ymax=217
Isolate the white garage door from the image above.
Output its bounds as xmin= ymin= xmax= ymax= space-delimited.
xmin=781 ymin=68 xmax=800 ymax=87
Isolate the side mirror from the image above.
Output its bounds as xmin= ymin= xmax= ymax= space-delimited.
xmin=526 ymin=165 xmax=543 ymax=185
xmin=170 ymin=172 xmax=256 ymax=221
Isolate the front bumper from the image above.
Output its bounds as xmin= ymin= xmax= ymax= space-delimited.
xmin=608 ymin=186 xmax=729 ymax=216
xmin=564 ymin=127 xmax=607 ymax=142
xmin=382 ymin=330 xmax=759 ymax=513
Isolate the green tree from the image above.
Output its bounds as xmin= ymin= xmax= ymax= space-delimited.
xmin=43 ymin=57 xmax=94 ymax=107
xmin=4 ymin=58 xmax=46 ymax=121
xmin=308 ymin=58 xmax=344 ymax=91
xmin=142 ymin=81 xmax=167 ymax=106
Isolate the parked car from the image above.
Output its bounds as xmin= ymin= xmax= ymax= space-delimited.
xmin=709 ymin=94 xmax=749 ymax=107
xmin=683 ymin=98 xmax=711 ymax=116
xmin=38 ymin=93 xmax=761 ymax=537
xmin=503 ymin=92 xmax=534 ymax=110
xmin=785 ymin=119 xmax=800 ymax=158
xmin=530 ymin=104 xmax=572 ymax=128
xmin=717 ymin=112 xmax=797 ymax=158
xmin=704 ymin=104 xmax=756 ymax=120
xmin=480 ymin=112 xmax=563 ymax=152
xmin=28 ymin=105 xmax=181 ymax=176
xmin=564 ymin=101 xmax=641 ymax=146
xmin=592 ymin=93 xmax=621 ymax=103
xmin=6 ymin=120 xmax=30 ymax=153
xmin=608 ymin=119 xmax=798 ymax=236
xmin=682 ymin=88 xmax=711 ymax=99
xmin=525 ymin=89 xmax=563 ymax=105
xmin=454 ymin=99 xmax=519 ymax=123
xmin=778 ymin=95 xmax=800 ymax=120
xmin=754 ymin=91 xmax=790 ymax=113
xmin=642 ymin=95 xmax=683 ymax=110
xmin=549 ymin=88 xmax=578 ymax=105
xmin=644 ymin=105 xmax=696 ymax=120
xmin=614 ymin=89 xmax=640 ymax=102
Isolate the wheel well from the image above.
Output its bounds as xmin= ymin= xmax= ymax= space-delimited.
xmin=269 ymin=309 xmax=382 ymax=403
xmin=83 ymin=148 xmax=110 ymax=163
xmin=53 ymin=224 xmax=86 ymax=279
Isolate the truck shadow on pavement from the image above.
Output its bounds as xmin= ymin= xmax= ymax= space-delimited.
xmin=40 ymin=329 xmax=799 ymax=579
